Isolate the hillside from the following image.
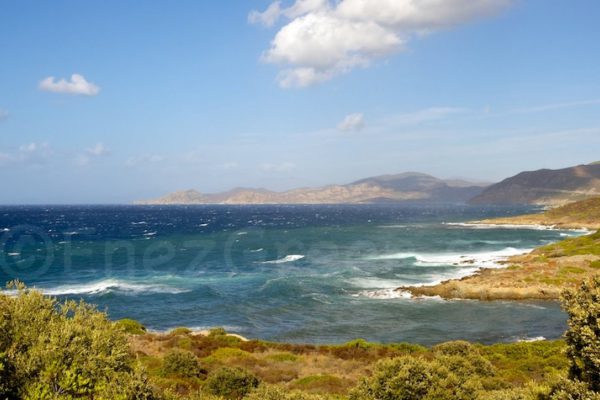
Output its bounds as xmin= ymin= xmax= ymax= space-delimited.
xmin=475 ymin=196 xmax=600 ymax=230
xmin=136 ymin=172 xmax=488 ymax=205
xmin=469 ymin=163 xmax=600 ymax=206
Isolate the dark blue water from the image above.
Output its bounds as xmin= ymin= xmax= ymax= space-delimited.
xmin=0 ymin=204 xmax=583 ymax=345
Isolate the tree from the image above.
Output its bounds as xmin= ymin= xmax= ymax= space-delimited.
xmin=560 ymin=276 xmax=600 ymax=392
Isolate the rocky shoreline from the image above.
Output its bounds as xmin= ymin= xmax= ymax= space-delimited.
xmin=398 ymin=226 xmax=600 ymax=301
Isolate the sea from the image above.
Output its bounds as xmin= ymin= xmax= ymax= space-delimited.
xmin=0 ymin=204 xmax=588 ymax=345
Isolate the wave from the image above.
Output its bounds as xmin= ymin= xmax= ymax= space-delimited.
xmin=517 ymin=336 xmax=546 ymax=343
xmin=368 ymin=247 xmax=532 ymax=268
xmin=354 ymin=288 xmax=413 ymax=299
xmin=37 ymin=279 xmax=191 ymax=296
xmin=261 ymin=255 xmax=305 ymax=264
xmin=249 ymin=248 xmax=264 ymax=253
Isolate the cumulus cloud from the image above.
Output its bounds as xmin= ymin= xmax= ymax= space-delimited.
xmin=251 ymin=0 xmax=512 ymax=87
xmin=260 ymin=162 xmax=296 ymax=172
xmin=337 ymin=113 xmax=365 ymax=132
xmin=39 ymin=74 xmax=100 ymax=96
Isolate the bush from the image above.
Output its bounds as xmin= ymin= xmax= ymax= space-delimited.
xmin=246 ymin=384 xmax=334 ymax=400
xmin=170 ymin=327 xmax=193 ymax=336
xmin=204 ymin=367 xmax=260 ymax=399
xmin=115 ymin=318 xmax=147 ymax=335
xmin=560 ymin=276 xmax=600 ymax=392
xmin=0 ymin=282 xmax=155 ymax=399
xmin=162 ymin=349 xmax=202 ymax=378
xmin=349 ymin=351 xmax=495 ymax=400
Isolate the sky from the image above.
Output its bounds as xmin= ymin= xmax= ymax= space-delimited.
xmin=0 ymin=0 xmax=599 ymax=204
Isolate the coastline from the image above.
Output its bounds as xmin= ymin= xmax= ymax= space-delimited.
xmin=399 ymin=228 xmax=600 ymax=301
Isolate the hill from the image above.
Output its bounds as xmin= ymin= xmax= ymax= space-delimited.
xmin=475 ymin=196 xmax=600 ymax=230
xmin=136 ymin=172 xmax=488 ymax=205
xmin=469 ymin=163 xmax=600 ymax=206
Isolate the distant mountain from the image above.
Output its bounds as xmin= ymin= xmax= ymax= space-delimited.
xmin=470 ymin=163 xmax=600 ymax=206
xmin=136 ymin=173 xmax=488 ymax=205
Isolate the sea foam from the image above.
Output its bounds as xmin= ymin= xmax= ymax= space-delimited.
xmin=35 ymin=279 xmax=191 ymax=296
xmin=368 ymin=247 xmax=532 ymax=268
xmin=261 ymin=255 xmax=305 ymax=264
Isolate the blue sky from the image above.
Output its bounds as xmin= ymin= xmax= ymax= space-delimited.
xmin=0 ymin=0 xmax=599 ymax=203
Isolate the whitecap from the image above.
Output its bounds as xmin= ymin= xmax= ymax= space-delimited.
xmin=249 ymin=248 xmax=264 ymax=253
xmin=354 ymin=288 xmax=413 ymax=299
xmin=261 ymin=255 xmax=305 ymax=264
xmin=35 ymin=279 xmax=191 ymax=296
xmin=368 ymin=247 xmax=532 ymax=269
xmin=143 ymin=231 xmax=157 ymax=236
xmin=517 ymin=336 xmax=546 ymax=343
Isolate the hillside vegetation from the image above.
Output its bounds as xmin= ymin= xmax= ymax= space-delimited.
xmin=406 ymin=230 xmax=600 ymax=300
xmin=2 ymin=279 xmax=600 ymax=399
xmin=478 ymin=196 xmax=600 ymax=230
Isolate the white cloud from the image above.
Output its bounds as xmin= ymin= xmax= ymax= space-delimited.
xmin=260 ymin=162 xmax=296 ymax=172
xmin=86 ymin=142 xmax=110 ymax=156
xmin=75 ymin=142 xmax=110 ymax=166
xmin=252 ymin=0 xmax=512 ymax=87
xmin=337 ymin=113 xmax=365 ymax=132
xmin=249 ymin=1 xmax=282 ymax=27
xmin=0 ymin=142 xmax=52 ymax=165
xmin=39 ymin=74 xmax=100 ymax=96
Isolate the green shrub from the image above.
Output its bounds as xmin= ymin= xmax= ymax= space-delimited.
xmin=246 ymin=384 xmax=334 ymax=400
xmin=204 ymin=367 xmax=260 ymax=399
xmin=208 ymin=327 xmax=228 ymax=337
xmin=115 ymin=318 xmax=147 ymax=335
xmin=170 ymin=327 xmax=193 ymax=336
xmin=560 ymin=276 xmax=600 ymax=393
xmin=162 ymin=349 xmax=202 ymax=378
xmin=0 ymin=282 xmax=155 ymax=399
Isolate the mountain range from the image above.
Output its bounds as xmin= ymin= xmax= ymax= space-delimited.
xmin=136 ymin=172 xmax=488 ymax=205
xmin=137 ymin=162 xmax=600 ymax=206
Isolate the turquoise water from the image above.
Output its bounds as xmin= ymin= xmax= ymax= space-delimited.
xmin=0 ymin=204 xmax=585 ymax=345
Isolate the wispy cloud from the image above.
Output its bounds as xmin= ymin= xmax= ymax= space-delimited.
xmin=251 ymin=0 xmax=512 ymax=88
xmin=0 ymin=142 xmax=53 ymax=166
xmin=337 ymin=113 xmax=365 ymax=132
xmin=260 ymin=162 xmax=296 ymax=172
xmin=39 ymin=74 xmax=100 ymax=96
xmin=0 ymin=109 xmax=8 ymax=121
xmin=126 ymin=154 xmax=165 ymax=167
xmin=511 ymin=99 xmax=600 ymax=114
xmin=75 ymin=142 xmax=110 ymax=166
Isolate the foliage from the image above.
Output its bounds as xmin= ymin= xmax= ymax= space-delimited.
xmin=245 ymin=384 xmax=337 ymax=400
xmin=0 ymin=282 xmax=156 ymax=399
xmin=559 ymin=276 xmax=600 ymax=393
xmin=203 ymin=367 xmax=260 ymax=399
xmin=162 ymin=349 xmax=202 ymax=378
xmin=116 ymin=318 xmax=148 ymax=335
